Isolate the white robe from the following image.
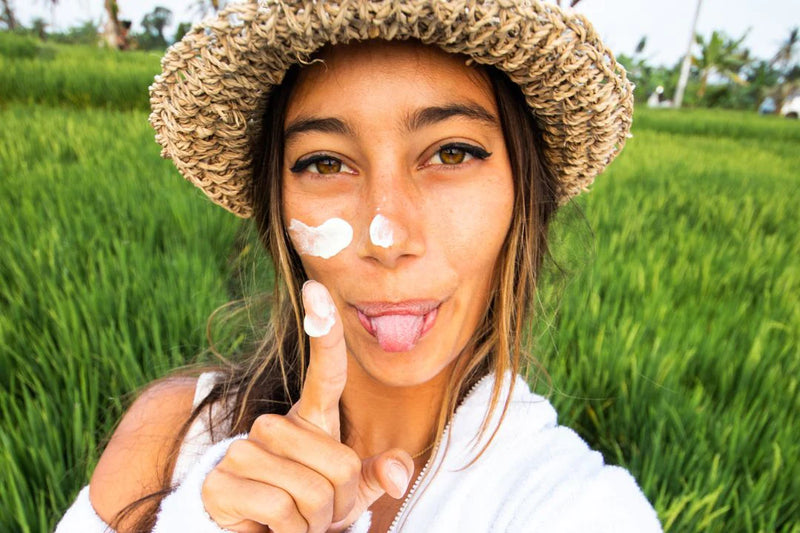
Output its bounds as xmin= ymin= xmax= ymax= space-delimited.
xmin=57 ymin=373 xmax=662 ymax=532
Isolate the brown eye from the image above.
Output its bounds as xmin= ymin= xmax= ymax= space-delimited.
xmin=424 ymin=143 xmax=490 ymax=168
xmin=314 ymin=158 xmax=342 ymax=174
xmin=438 ymin=146 xmax=466 ymax=165
xmin=289 ymin=154 xmax=355 ymax=175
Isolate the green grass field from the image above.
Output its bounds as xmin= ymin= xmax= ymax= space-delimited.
xmin=1 ymin=35 xmax=799 ymax=532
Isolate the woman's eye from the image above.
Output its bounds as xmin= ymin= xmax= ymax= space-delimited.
xmin=290 ymin=155 xmax=352 ymax=175
xmin=427 ymin=143 xmax=491 ymax=167
xmin=311 ymin=157 xmax=342 ymax=174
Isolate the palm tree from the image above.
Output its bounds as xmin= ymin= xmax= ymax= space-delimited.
xmin=693 ymin=30 xmax=750 ymax=97
xmin=674 ymin=0 xmax=703 ymax=108
xmin=772 ymin=27 xmax=798 ymax=71
xmin=42 ymin=0 xmax=120 ymax=47
xmin=771 ymin=28 xmax=800 ymax=112
xmin=102 ymin=0 xmax=124 ymax=49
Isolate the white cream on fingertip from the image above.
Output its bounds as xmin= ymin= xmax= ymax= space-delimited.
xmin=302 ymin=281 xmax=336 ymax=337
xmin=369 ymin=213 xmax=394 ymax=248
xmin=289 ymin=218 xmax=353 ymax=259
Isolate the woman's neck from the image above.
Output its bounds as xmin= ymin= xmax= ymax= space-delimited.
xmin=339 ymin=359 xmax=450 ymax=459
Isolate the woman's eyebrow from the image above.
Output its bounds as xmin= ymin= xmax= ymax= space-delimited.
xmin=283 ymin=103 xmax=498 ymax=143
xmin=407 ymin=103 xmax=499 ymax=131
xmin=284 ymin=117 xmax=353 ymax=144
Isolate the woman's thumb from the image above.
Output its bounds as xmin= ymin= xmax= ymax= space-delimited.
xmin=331 ymin=449 xmax=414 ymax=531
xmin=362 ymin=450 xmax=414 ymax=499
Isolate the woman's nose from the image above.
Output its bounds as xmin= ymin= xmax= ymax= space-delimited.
xmin=356 ymin=179 xmax=425 ymax=268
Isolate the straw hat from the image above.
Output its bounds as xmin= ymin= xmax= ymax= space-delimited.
xmin=149 ymin=0 xmax=633 ymax=218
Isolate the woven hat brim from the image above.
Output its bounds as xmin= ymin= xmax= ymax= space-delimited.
xmin=149 ymin=0 xmax=634 ymax=218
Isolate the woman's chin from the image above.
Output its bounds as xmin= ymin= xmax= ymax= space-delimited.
xmin=346 ymin=338 xmax=452 ymax=389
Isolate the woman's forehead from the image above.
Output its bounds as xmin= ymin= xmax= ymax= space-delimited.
xmin=285 ymin=40 xmax=496 ymax=124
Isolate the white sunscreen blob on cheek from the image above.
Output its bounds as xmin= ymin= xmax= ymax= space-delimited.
xmin=369 ymin=214 xmax=394 ymax=248
xmin=303 ymin=282 xmax=336 ymax=337
xmin=288 ymin=218 xmax=353 ymax=259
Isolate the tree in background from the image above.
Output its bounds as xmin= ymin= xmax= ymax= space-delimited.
xmin=31 ymin=17 xmax=47 ymax=40
xmin=50 ymin=19 xmax=100 ymax=45
xmin=41 ymin=0 xmax=118 ymax=47
xmin=618 ymin=37 xmax=684 ymax=107
xmin=173 ymin=21 xmax=192 ymax=43
xmin=770 ymin=27 xmax=800 ymax=111
xmin=674 ymin=0 xmax=703 ymax=108
xmin=1 ymin=0 xmax=17 ymax=30
xmin=743 ymin=60 xmax=782 ymax=109
xmin=693 ymin=30 xmax=750 ymax=98
xmin=771 ymin=27 xmax=798 ymax=73
xmin=102 ymin=0 xmax=126 ymax=49
xmin=135 ymin=6 xmax=172 ymax=50
xmin=141 ymin=6 xmax=171 ymax=48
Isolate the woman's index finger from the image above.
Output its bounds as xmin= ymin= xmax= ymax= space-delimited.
xmin=293 ymin=280 xmax=348 ymax=438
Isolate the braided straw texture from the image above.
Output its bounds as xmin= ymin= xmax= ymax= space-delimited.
xmin=149 ymin=0 xmax=634 ymax=218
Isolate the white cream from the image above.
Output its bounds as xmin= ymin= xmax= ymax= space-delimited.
xmin=302 ymin=282 xmax=336 ymax=337
xmin=369 ymin=214 xmax=394 ymax=248
xmin=288 ymin=218 xmax=353 ymax=259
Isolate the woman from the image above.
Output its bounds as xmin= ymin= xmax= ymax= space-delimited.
xmin=58 ymin=1 xmax=661 ymax=532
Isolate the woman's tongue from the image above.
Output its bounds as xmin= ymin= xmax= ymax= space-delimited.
xmin=371 ymin=314 xmax=425 ymax=352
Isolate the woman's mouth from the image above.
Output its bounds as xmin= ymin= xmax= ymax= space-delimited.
xmin=355 ymin=301 xmax=440 ymax=352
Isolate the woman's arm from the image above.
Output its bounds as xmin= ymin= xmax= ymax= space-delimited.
xmin=88 ymin=377 xmax=197 ymax=529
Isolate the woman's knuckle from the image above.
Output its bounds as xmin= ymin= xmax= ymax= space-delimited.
xmin=272 ymin=490 xmax=298 ymax=522
xmin=221 ymin=439 xmax=254 ymax=471
xmin=252 ymin=413 xmax=283 ymax=434
xmin=226 ymin=438 xmax=250 ymax=457
xmin=201 ymin=469 xmax=225 ymax=506
xmin=308 ymin=476 xmax=335 ymax=507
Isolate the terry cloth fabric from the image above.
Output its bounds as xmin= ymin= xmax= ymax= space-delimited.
xmin=381 ymin=373 xmax=662 ymax=531
xmin=54 ymin=486 xmax=112 ymax=533
xmin=56 ymin=372 xmax=662 ymax=532
xmin=170 ymin=371 xmax=230 ymax=485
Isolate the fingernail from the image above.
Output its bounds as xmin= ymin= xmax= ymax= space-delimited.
xmin=387 ymin=461 xmax=410 ymax=498
xmin=303 ymin=281 xmax=335 ymax=337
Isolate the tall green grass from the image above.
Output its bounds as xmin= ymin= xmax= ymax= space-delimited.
xmin=535 ymin=110 xmax=800 ymax=532
xmin=1 ymin=90 xmax=798 ymax=531
xmin=0 ymin=104 xmax=240 ymax=531
xmin=0 ymin=32 xmax=160 ymax=109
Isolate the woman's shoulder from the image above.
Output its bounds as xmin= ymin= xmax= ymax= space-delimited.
xmin=497 ymin=378 xmax=660 ymax=529
xmin=88 ymin=376 xmax=199 ymax=525
xmin=417 ymin=373 xmax=661 ymax=531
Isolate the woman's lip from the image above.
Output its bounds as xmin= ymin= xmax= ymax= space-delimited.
xmin=354 ymin=300 xmax=441 ymax=317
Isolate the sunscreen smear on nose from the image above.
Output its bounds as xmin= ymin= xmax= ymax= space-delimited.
xmin=369 ymin=214 xmax=394 ymax=248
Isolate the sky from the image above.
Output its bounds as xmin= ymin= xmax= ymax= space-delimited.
xmin=12 ymin=0 xmax=800 ymax=67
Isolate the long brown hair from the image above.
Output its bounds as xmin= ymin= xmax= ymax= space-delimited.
xmin=118 ymin=51 xmax=559 ymax=532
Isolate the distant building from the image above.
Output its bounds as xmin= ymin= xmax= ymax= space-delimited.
xmin=780 ymin=92 xmax=800 ymax=119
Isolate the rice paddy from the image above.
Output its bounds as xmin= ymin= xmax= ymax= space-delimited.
xmin=1 ymin=35 xmax=798 ymax=532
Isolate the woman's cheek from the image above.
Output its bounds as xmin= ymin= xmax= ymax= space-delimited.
xmin=287 ymin=217 xmax=354 ymax=260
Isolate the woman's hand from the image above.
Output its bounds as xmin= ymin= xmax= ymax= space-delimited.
xmin=201 ymin=281 xmax=414 ymax=533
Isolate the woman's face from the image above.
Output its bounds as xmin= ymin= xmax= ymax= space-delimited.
xmin=282 ymin=41 xmax=514 ymax=388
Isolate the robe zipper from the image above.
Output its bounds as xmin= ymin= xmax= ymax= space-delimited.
xmin=385 ymin=375 xmax=492 ymax=532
